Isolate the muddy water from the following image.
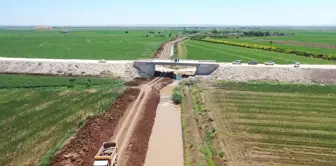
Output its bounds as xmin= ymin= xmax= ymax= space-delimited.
xmin=144 ymin=81 xmax=184 ymax=166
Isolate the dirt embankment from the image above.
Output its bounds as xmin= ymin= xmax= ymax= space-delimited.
xmin=152 ymin=37 xmax=184 ymax=59
xmin=124 ymin=78 xmax=173 ymax=166
xmin=152 ymin=43 xmax=167 ymax=59
xmin=50 ymin=88 xmax=140 ymax=166
xmin=124 ymin=78 xmax=151 ymax=86
xmin=182 ymin=86 xmax=226 ymax=166
xmin=0 ymin=59 xmax=138 ymax=81
xmin=212 ymin=65 xmax=336 ymax=84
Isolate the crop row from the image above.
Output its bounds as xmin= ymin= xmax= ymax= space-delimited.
xmin=214 ymin=81 xmax=336 ymax=94
xmin=195 ymin=38 xmax=336 ymax=61
xmin=0 ymin=75 xmax=124 ymax=89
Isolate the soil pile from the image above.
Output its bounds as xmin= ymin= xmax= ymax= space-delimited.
xmin=124 ymin=78 xmax=150 ymax=86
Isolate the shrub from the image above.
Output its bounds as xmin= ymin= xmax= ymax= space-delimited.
xmin=172 ymin=91 xmax=183 ymax=104
xmin=69 ymin=78 xmax=76 ymax=82
xmin=219 ymin=152 xmax=225 ymax=158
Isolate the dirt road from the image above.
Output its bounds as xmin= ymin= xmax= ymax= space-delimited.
xmin=110 ymin=76 xmax=165 ymax=166
xmin=144 ymin=81 xmax=184 ymax=166
xmin=155 ymin=38 xmax=186 ymax=59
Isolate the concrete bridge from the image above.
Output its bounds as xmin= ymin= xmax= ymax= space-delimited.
xmin=134 ymin=59 xmax=219 ymax=78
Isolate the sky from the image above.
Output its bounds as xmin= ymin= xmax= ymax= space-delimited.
xmin=0 ymin=0 xmax=335 ymax=26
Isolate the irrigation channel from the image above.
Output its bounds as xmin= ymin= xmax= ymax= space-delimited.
xmin=144 ymin=80 xmax=184 ymax=166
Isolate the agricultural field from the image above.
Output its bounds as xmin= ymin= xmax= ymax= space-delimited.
xmin=0 ymin=74 xmax=125 ymax=166
xmin=266 ymin=30 xmax=336 ymax=44
xmin=184 ymin=40 xmax=334 ymax=64
xmin=183 ymin=81 xmax=336 ymax=165
xmin=0 ymin=29 xmax=177 ymax=59
xmin=223 ymin=33 xmax=336 ymax=55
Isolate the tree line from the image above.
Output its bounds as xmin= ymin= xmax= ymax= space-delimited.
xmin=209 ymin=28 xmax=293 ymax=37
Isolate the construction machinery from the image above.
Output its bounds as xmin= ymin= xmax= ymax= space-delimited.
xmin=93 ymin=142 xmax=118 ymax=166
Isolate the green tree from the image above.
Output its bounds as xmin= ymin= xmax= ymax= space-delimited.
xmin=211 ymin=28 xmax=218 ymax=34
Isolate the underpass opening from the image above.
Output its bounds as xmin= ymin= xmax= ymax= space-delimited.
xmin=155 ymin=64 xmax=196 ymax=80
xmin=133 ymin=59 xmax=219 ymax=79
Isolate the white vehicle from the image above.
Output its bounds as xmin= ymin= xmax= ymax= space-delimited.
xmin=294 ymin=62 xmax=300 ymax=67
xmin=232 ymin=60 xmax=242 ymax=65
xmin=265 ymin=61 xmax=275 ymax=65
xmin=99 ymin=59 xmax=107 ymax=63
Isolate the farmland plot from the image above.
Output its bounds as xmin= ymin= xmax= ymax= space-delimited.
xmin=0 ymin=30 xmax=175 ymax=59
xmin=193 ymin=81 xmax=336 ymax=165
xmin=184 ymin=40 xmax=334 ymax=64
xmin=0 ymin=75 xmax=125 ymax=166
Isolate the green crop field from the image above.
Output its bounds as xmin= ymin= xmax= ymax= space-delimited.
xmin=0 ymin=29 xmax=176 ymax=59
xmin=223 ymin=37 xmax=336 ymax=55
xmin=269 ymin=30 xmax=336 ymax=44
xmin=0 ymin=74 xmax=125 ymax=166
xmin=184 ymin=40 xmax=334 ymax=64
xmin=201 ymin=81 xmax=336 ymax=165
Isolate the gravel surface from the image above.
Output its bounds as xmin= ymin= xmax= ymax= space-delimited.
xmin=212 ymin=63 xmax=336 ymax=83
xmin=1 ymin=57 xmax=335 ymax=83
xmin=0 ymin=57 xmax=139 ymax=81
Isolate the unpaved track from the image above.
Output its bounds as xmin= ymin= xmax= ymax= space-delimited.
xmin=110 ymin=76 xmax=164 ymax=166
xmin=158 ymin=38 xmax=185 ymax=59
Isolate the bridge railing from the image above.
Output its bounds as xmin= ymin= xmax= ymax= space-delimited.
xmin=198 ymin=60 xmax=216 ymax=62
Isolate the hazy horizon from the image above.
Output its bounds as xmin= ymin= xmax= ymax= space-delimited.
xmin=1 ymin=24 xmax=336 ymax=27
xmin=1 ymin=0 xmax=335 ymax=26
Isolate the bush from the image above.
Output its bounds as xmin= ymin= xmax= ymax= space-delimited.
xmin=172 ymin=90 xmax=183 ymax=104
xmin=219 ymin=152 xmax=225 ymax=158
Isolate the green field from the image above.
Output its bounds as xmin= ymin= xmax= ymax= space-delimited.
xmin=223 ymin=37 xmax=336 ymax=55
xmin=268 ymin=30 xmax=336 ymax=44
xmin=202 ymin=81 xmax=336 ymax=165
xmin=0 ymin=75 xmax=125 ymax=166
xmin=0 ymin=30 xmax=176 ymax=59
xmin=184 ymin=40 xmax=334 ymax=64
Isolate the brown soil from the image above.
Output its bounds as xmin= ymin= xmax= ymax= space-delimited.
xmin=152 ymin=37 xmax=182 ymax=59
xmin=124 ymin=77 xmax=151 ymax=86
xmin=152 ymin=43 xmax=166 ymax=59
xmin=123 ymin=78 xmax=173 ymax=166
xmin=257 ymin=39 xmax=336 ymax=49
xmin=50 ymin=88 xmax=140 ymax=166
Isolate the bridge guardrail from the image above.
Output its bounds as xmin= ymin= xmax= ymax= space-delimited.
xmin=198 ymin=60 xmax=216 ymax=62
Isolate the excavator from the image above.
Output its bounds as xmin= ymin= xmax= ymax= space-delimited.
xmin=93 ymin=142 xmax=119 ymax=166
